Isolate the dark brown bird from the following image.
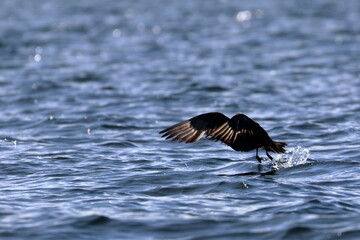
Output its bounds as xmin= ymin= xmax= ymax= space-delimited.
xmin=159 ymin=112 xmax=287 ymax=162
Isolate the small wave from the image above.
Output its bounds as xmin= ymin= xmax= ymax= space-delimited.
xmin=271 ymin=146 xmax=310 ymax=170
xmin=74 ymin=215 xmax=112 ymax=227
xmin=100 ymin=141 xmax=138 ymax=148
xmin=69 ymin=72 xmax=102 ymax=83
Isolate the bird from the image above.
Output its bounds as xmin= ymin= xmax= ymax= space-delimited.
xmin=159 ymin=112 xmax=287 ymax=163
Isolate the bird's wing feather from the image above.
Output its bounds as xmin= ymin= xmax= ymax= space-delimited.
xmin=209 ymin=113 xmax=270 ymax=147
xmin=159 ymin=112 xmax=229 ymax=143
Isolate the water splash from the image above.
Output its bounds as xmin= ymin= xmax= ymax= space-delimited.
xmin=271 ymin=146 xmax=310 ymax=170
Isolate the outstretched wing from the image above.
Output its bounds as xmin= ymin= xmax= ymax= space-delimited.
xmin=159 ymin=112 xmax=229 ymax=143
xmin=209 ymin=113 xmax=271 ymax=151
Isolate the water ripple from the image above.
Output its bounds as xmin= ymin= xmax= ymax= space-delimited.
xmin=0 ymin=0 xmax=360 ymax=239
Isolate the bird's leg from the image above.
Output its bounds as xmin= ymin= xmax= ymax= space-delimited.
xmin=266 ymin=151 xmax=273 ymax=161
xmin=256 ymin=149 xmax=262 ymax=163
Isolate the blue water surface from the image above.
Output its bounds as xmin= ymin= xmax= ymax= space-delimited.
xmin=0 ymin=0 xmax=360 ymax=239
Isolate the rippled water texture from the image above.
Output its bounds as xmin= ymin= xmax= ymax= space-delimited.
xmin=0 ymin=0 xmax=360 ymax=239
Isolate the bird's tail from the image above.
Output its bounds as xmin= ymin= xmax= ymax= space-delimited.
xmin=265 ymin=141 xmax=287 ymax=153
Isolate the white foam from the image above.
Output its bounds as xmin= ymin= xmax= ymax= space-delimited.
xmin=271 ymin=146 xmax=310 ymax=170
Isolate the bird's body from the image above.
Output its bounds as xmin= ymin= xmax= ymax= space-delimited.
xmin=159 ymin=112 xmax=287 ymax=162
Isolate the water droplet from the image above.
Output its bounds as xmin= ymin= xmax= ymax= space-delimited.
xmin=112 ymin=29 xmax=121 ymax=38
xmin=236 ymin=11 xmax=252 ymax=22
xmin=152 ymin=25 xmax=161 ymax=35
xmin=34 ymin=54 xmax=42 ymax=62
xmin=35 ymin=46 xmax=42 ymax=54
